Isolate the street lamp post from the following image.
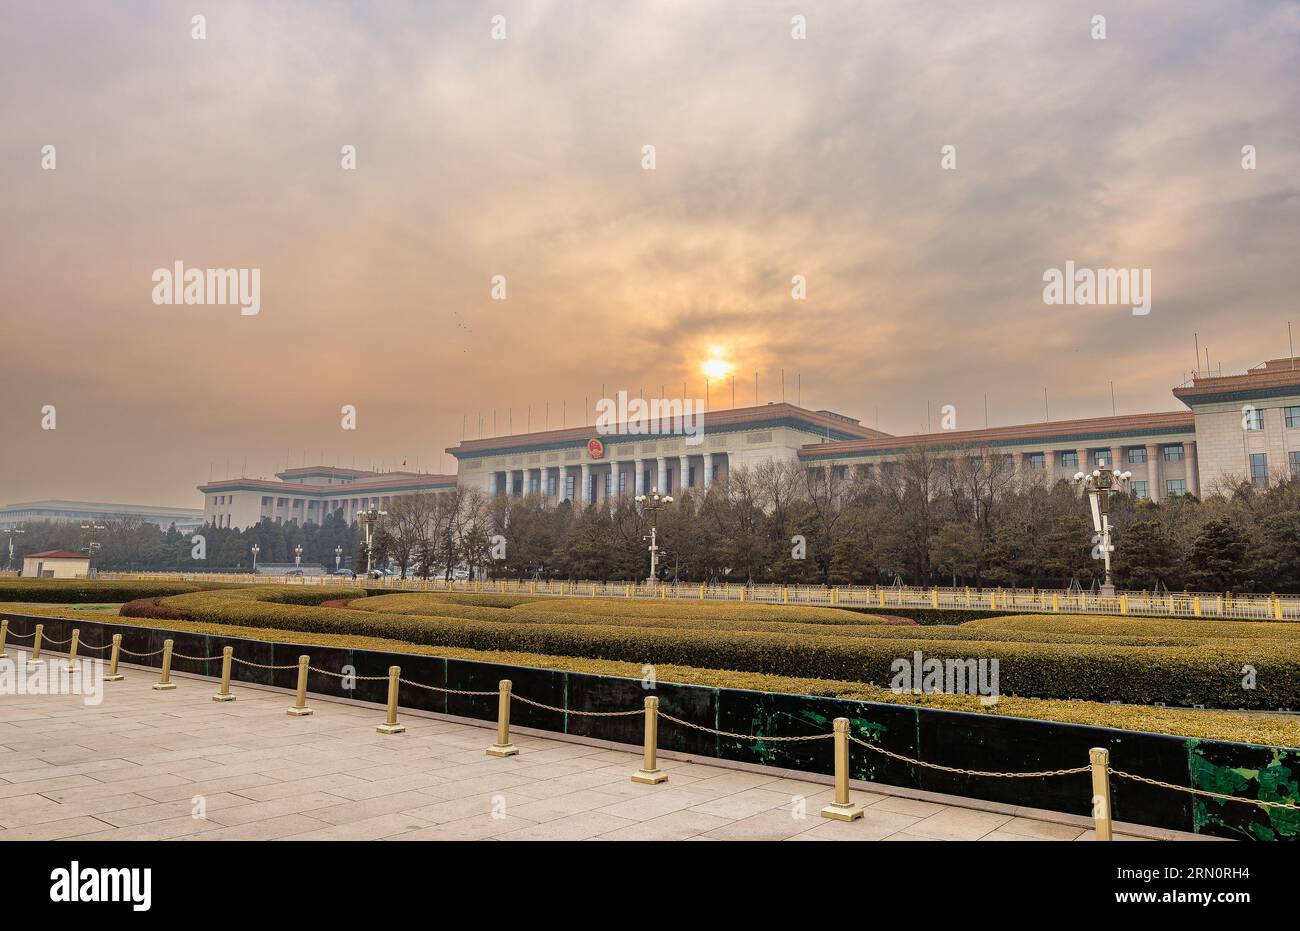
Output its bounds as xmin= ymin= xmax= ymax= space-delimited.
xmin=1074 ymin=464 xmax=1132 ymax=597
xmin=357 ymin=507 xmax=387 ymax=577
xmin=334 ymin=545 xmax=343 ymax=572
xmin=294 ymin=544 xmax=303 ymax=571
xmin=81 ymin=523 xmax=106 ymax=577
xmin=634 ymin=489 xmax=673 ymax=586
xmin=250 ymin=543 xmax=260 ymax=573
xmin=5 ymin=528 xmax=25 ymax=569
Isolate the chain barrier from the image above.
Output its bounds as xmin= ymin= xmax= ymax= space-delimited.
xmin=40 ymin=635 xmax=73 ymax=645
xmin=397 ymin=677 xmax=498 ymax=696
xmin=660 ymin=712 xmax=834 ymax=742
xmin=850 ymin=735 xmax=1091 ymax=779
xmin=511 ymin=693 xmax=644 ymax=716
xmin=1110 ymin=768 xmax=1300 ymax=810
xmin=7 ymin=619 xmax=1297 ymax=818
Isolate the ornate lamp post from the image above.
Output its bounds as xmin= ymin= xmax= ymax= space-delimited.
xmin=294 ymin=544 xmax=303 ymax=572
xmin=5 ymin=527 xmax=24 ymax=569
xmin=1074 ymin=464 xmax=1132 ymax=597
xmin=81 ymin=522 xmax=106 ymax=576
xmin=634 ymin=489 xmax=673 ymax=586
xmin=250 ymin=543 xmax=261 ymax=573
xmin=334 ymin=545 xmax=343 ymax=572
xmin=357 ymin=507 xmax=387 ymax=576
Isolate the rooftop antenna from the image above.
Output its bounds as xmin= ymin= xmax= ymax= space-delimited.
xmin=1289 ymin=321 xmax=1295 ymax=368
xmin=1110 ymin=381 xmax=1116 ymax=416
xmin=1194 ymin=332 xmax=1200 ymax=376
xmin=1205 ymin=348 xmax=1210 ymax=376
xmin=1043 ymin=388 xmax=1050 ymax=422
xmin=705 ymin=379 xmax=710 ymax=409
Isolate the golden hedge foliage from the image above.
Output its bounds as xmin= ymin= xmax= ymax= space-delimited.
xmin=154 ymin=588 xmax=1300 ymax=710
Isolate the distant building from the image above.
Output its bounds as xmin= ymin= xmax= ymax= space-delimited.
xmin=21 ymin=550 xmax=91 ymax=579
xmin=198 ymin=466 xmax=456 ymax=530
xmin=0 ymin=500 xmax=204 ymax=532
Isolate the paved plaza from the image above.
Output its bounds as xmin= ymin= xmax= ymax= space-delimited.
xmin=0 ymin=661 xmax=1163 ymax=842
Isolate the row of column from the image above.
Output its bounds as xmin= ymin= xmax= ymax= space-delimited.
xmin=496 ymin=454 xmax=723 ymax=504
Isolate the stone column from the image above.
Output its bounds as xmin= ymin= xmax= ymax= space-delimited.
xmin=655 ymin=457 xmax=668 ymax=494
xmin=1110 ymin=447 xmax=1123 ymax=471
xmin=579 ymin=464 xmax=590 ymax=505
xmin=703 ymin=453 xmax=714 ymax=488
xmin=1145 ymin=444 xmax=1161 ymax=502
xmin=679 ymin=455 xmax=690 ymax=490
xmin=634 ymin=459 xmax=645 ymax=496
xmin=1076 ymin=448 xmax=1090 ymax=474
xmin=1184 ymin=442 xmax=1198 ymax=497
xmin=1011 ymin=452 xmax=1024 ymax=472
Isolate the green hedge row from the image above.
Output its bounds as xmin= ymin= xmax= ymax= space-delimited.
xmin=159 ymin=590 xmax=1300 ymax=710
xmin=0 ymin=579 xmax=237 ymax=603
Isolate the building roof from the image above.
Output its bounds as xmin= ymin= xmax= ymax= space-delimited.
xmin=275 ymin=466 xmax=379 ymax=481
xmin=798 ymin=410 xmax=1195 ymax=460
xmin=24 ymin=550 xmax=90 ymax=560
xmin=198 ymin=473 xmax=457 ymax=496
xmin=1173 ymin=358 xmax=1300 ymax=405
xmin=447 ymin=403 xmax=888 ymax=459
xmin=0 ymin=499 xmax=203 ymax=518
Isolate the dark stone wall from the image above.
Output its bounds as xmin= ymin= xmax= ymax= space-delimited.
xmin=4 ymin=612 xmax=1296 ymax=841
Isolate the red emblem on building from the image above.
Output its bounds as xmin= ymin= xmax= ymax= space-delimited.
xmin=587 ymin=438 xmax=605 ymax=459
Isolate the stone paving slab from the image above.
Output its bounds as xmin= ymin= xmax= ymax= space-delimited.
xmin=0 ymin=663 xmax=1162 ymax=842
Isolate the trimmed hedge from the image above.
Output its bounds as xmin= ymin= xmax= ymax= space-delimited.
xmin=120 ymin=596 xmax=193 ymax=621
xmin=966 ymin=614 xmax=1300 ymax=641
xmin=0 ymin=579 xmax=236 ymax=603
xmin=158 ymin=589 xmax=1300 ymax=710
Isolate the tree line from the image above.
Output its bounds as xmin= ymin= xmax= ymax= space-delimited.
xmin=8 ymin=446 xmax=1300 ymax=592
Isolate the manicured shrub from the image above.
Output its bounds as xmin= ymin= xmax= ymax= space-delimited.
xmin=158 ymin=589 xmax=1300 ymax=710
xmin=0 ymin=579 xmax=235 ymax=603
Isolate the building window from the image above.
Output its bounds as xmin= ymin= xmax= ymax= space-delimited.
xmin=565 ymin=476 xmax=575 ymax=499
xmin=688 ymin=466 xmax=696 ymax=487
xmin=1163 ymin=445 xmax=1185 ymax=462
xmin=547 ymin=476 xmax=557 ymax=496
xmin=1244 ymin=408 xmax=1265 ymax=431
xmin=1094 ymin=450 xmax=1110 ymax=466
xmin=1286 ymin=406 xmax=1300 ymax=429
xmin=1290 ymin=451 xmax=1300 ymax=479
xmin=1028 ymin=453 xmax=1045 ymax=470
xmin=1127 ymin=448 xmax=1146 ymax=464
xmin=1250 ymin=453 xmax=1268 ymax=487
xmin=1166 ymin=479 xmax=1187 ymax=497
xmin=261 ymin=496 xmax=271 ymax=505
xmin=1060 ymin=451 xmax=1078 ymax=468
xmin=1131 ymin=481 xmax=1149 ymax=499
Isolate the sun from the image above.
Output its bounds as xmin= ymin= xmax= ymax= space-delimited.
xmin=701 ymin=356 xmax=732 ymax=380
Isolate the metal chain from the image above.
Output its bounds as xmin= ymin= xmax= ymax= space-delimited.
xmin=228 ymin=656 xmax=299 ymax=670
xmin=1110 ymin=768 xmax=1300 ymax=810
xmin=77 ymin=641 xmax=110 ymax=651
xmin=661 ymin=712 xmax=834 ymax=742
xmin=171 ymin=652 xmax=225 ymax=662
xmin=40 ymin=635 xmax=73 ymax=645
xmin=512 ymin=694 xmax=643 ymax=716
xmin=850 ymin=735 xmax=1090 ymax=778
xmin=3 ymin=630 xmax=36 ymax=640
xmin=119 ymin=647 xmax=165 ymax=657
xmin=398 ymin=678 xmax=498 ymax=696
xmin=310 ymin=666 xmax=389 ymax=681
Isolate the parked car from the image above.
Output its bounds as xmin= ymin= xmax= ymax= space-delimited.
xmin=331 ymin=569 xmax=356 ymax=578
xmin=284 ymin=568 xmax=304 ymax=578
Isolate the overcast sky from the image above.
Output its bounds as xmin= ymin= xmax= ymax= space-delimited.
xmin=2 ymin=1 xmax=1298 ymax=508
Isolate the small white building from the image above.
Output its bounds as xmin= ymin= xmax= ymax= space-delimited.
xmin=21 ymin=550 xmax=91 ymax=579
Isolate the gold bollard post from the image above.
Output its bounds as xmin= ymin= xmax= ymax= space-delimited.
xmin=486 ymin=679 xmax=518 ymax=757
xmin=631 ymin=696 xmax=668 ymax=784
xmin=66 ymin=629 xmax=80 ymax=666
xmin=376 ymin=666 xmax=406 ymax=734
xmin=0 ymin=619 xmax=8 ymax=659
xmin=152 ymin=639 xmax=177 ymax=691
xmin=212 ymin=646 xmax=235 ymax=701
xmin=1090 ymin=747 xmax=1113 ymax=841
xmin=287 ymin=655 xmax=313 ymax=716
xmin=105 ymin=634 xmax=124 ymax=681
xmin=820 ymin=718 xmax=865 ymax=821
xmin=29 ymin=623 xmax=45 ymax=666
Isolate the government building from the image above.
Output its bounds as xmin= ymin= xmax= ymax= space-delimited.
xmin=198 ymin=357 xmax=1300 ymax=528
